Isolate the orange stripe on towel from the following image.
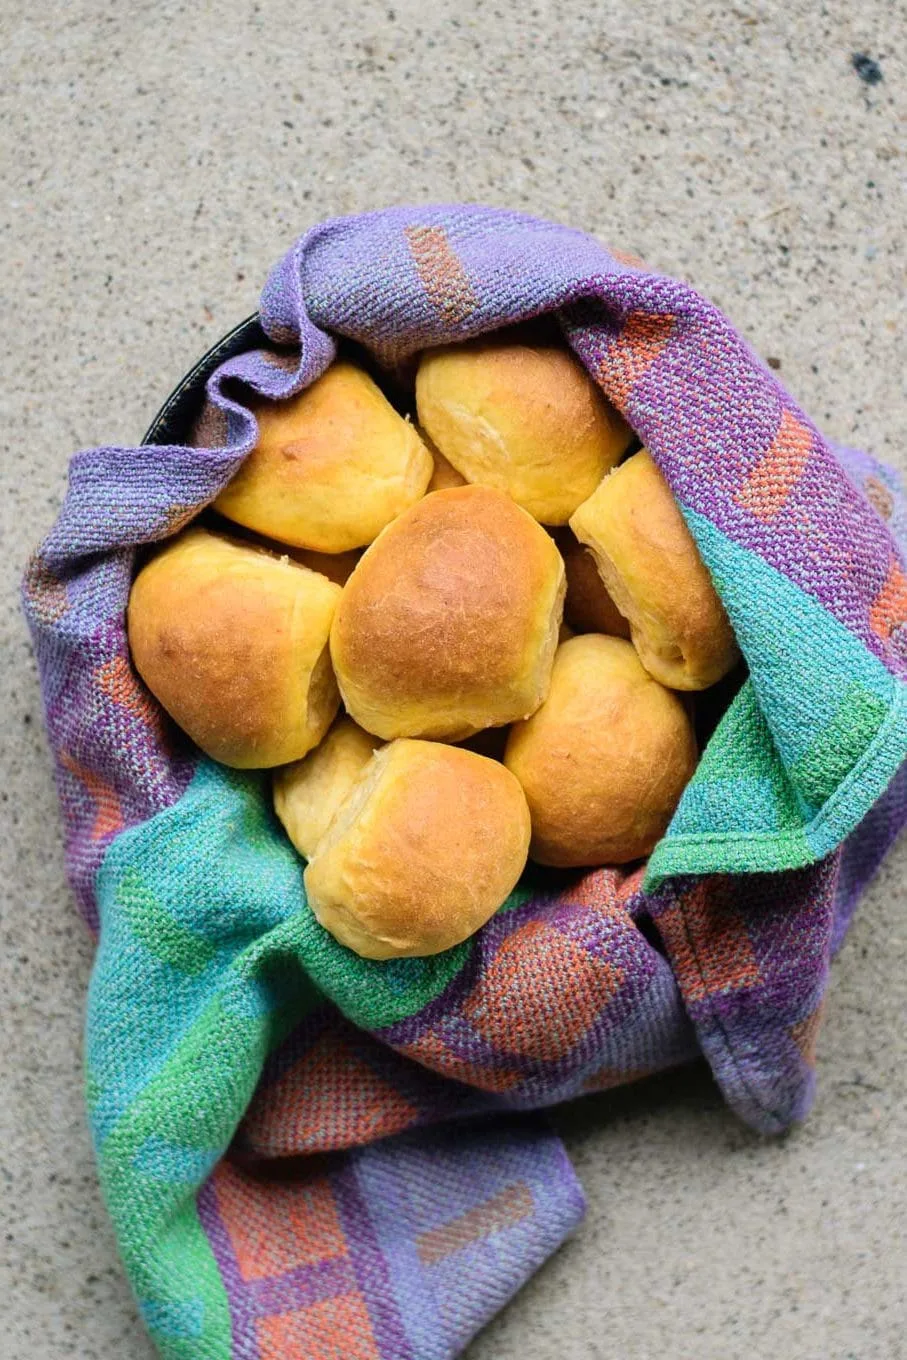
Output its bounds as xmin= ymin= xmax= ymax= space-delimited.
xmin=417 ymin=1183 xmax=533 ymax=1265
xmin=735 ymin=408 xmax=813 ymax=522
xmin=406 ymin=225 xmax=478 ymax=325
xmin=600 ymin=311 xmax=676 ymax=409
xmin=869 ymin=558 xmax=907 ymax=641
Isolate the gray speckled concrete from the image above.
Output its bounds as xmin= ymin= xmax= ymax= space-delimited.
xmin=1 ymin=3 xmax=905 ymax=1357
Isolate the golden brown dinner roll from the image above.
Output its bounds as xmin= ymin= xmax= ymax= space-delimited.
xmin=214 ymin=361 xmax=433 ymax=552
xmin=415 ymin=335 xmax=632 ymax=523
xmin=569 ymin=450 xmax=739 ymax=689
xmin=127 ymin=527 xmax=341 ymax=768
xmin=331 ymin=486 xmax=566 ymax=741
xmin=552 ymin=527 xmax=631 ymax=638
xmin=505 ymin=634 xmax=697 ymax=867
xmin=273 ymin=717 xmax=382 ymax=861
xmin=304 ymin=739 xmax=531 ymax=958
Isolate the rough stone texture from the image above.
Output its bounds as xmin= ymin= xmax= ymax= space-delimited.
xmin=1 ymin=2 xmax=904 ymax=1357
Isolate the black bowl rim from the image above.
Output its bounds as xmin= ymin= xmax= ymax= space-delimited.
xmin=142 ymin=313 xmax=264 ymax=447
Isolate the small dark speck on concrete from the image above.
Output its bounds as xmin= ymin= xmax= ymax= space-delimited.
xmin=23 ymin=712 xmax=31 ymax=724
xmin=851 ymin=53 xmax=883 ymax=85
xmin=767 ymin=356 xmax=782 ymax=370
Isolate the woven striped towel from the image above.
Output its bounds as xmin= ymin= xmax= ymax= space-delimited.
xmin=23 ymin=205 xmax=907 ymax=1360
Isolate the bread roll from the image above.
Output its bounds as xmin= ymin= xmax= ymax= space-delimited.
xmin=415 ymin=335 xmax=632 ymax=523
xmin=127 ymin=527 xmax=341 ymax=768
xmin=505 ymin=634 xmax=697 ymax=867
xmin=331 ymin=485 xmax=566 ymax=741
xmin=304 ymin=739 xmax=531 ymax=958
xmin=214 ymin=361 xmax=433 ymax=552
xmin=552 ymin=527 xmax=630 ymax=638
xmin=273 ymin=717 xmax=382 ymax=860
xmin=569 ymin=450 xmax=739 ymax=689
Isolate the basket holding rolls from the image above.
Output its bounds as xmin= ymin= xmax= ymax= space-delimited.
xmin=127 ymin=327 xmax=740 ymax=959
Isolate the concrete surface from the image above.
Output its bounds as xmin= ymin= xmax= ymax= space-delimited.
xmin=1 ymin=2 xmax=905 ymax=1357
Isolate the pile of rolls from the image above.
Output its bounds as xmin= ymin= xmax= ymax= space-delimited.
xmin=128 ymin=327 xmax=740 ymax=959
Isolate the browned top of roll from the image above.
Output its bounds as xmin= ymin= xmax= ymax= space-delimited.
xmin=331 ymin=485 xmax=565 ymax=739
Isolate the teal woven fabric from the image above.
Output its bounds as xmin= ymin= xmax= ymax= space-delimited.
xmin=646 ymin=505 xmax=907 ymax=885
